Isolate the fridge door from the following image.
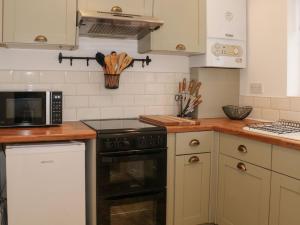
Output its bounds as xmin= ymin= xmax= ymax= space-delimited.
xmin=6 ymin=142 xmax=86 ymax=225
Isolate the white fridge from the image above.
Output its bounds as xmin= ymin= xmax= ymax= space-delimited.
xmin=5 ymin=142 xmax=86 ymax=225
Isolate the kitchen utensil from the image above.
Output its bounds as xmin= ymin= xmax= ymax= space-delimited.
xmin=222 ymin=105 xmax=253 ymax=120
xmin=95 ymin=52 xmax=105 ymax=68
xmin=116 ymin=52 xmax=127 ymax=73
xmin=119 ymin=55 xmax=133 ymax=73
xmin=110 ymin=51 xmax=118 ymax=74
xmin=105 ymin=55 xmax=113 ymax=74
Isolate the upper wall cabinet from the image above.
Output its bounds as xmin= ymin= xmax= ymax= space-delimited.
xmin=78 ymin=0 xmax=153 ymax=16
xmin=207 ymin=0 xmax=246 ymax=41
xmin=138 ymin=0 xmax=204 ymax=54
xmin=3 ymin=0 xmax=77 ymax=49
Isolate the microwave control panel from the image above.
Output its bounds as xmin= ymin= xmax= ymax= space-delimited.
xmin=211 ymin=43 xmax=243 ymax=57
xmin=51 ymin=92 xmax=63 ymax=124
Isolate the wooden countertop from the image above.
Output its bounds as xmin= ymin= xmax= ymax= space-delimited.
xmin=0 ymin=122 xmax=96 ymax=144
xmin=163 ymin=118 xmax=300 ymax=151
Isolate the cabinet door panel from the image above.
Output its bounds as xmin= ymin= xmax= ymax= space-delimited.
xmin=80 ymin=0 xmax=153 ymax=16
xmin=175 ymin=153 xmax=210 ymax=225
xmin=151 ymin=0 xmax=201 ymax=53
xmin=207 ymin=0 xmax=246 ymax=40
xmin=217 ymin=155 xmax=271 ymax=225
xmin=269 ymin=172 xmax=300 ymax=225
xmin=3 ymin=0 xmax=77 ymax=45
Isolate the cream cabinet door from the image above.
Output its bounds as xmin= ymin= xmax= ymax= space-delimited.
xmin=217 ymin=155 xmax=271 ymax=225
xmin=79 ymin=0 xmax=153 ymax=16
xmin=3 ymin=0 xmax=77 ymax=46
xmin=207 ymin=0 xmax=246 ymax=40
xmin=139 ymin=0 xmax=203 ymax=54
xmin=174 ymin=153 xmax=211 ymax=225
xmin=269 ymin=172 xmax=300 ymax=225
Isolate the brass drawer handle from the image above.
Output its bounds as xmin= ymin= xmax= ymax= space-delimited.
xmin=237 ymin=145 xmax=248 ymax=153
xmin=111 ymin=6 xmax=123 ymax=13
xmin=237 ymin=162 xmax=247 ymax=172
xmin=189 ymin=156 xmax=200 ymax=164
xmin=176 ymin=44 xmax=186 ymax=51
xmin=225 ymin=33 xmax=234 ymax=38
xmin=34 ymin=35 xmax=48 ymax=43
xmin=189 ymin=139 xmax=200 ymax=147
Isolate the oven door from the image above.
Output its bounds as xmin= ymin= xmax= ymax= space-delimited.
xmin=98 ymin=190 xmax=166 ymax=225
xmin=0 ymin=92 xmax=47 ymax=127
xmin=97 ymin=148 xmax=166 ymax=197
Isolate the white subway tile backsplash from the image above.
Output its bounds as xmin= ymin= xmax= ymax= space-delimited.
xmin=270 ymin=97 xmax=290 ymax=110
xmin=65 ymin=71 xmax=89 ymax=83
xmin=13 ymin=71 xmax=40 ymax=83
xmin=239 ymin=95 xmax=254 ymax=106
xmin=123 ymin=107 xmax=145 ymax=118
xmin=77 ymin=108 xmax=101 ymax=120
xmin=101 ymin=107 xmax=124 ymax=119
xmin=279 ymin=111 xmax=300 ymax=121
xmin=0 ymin=70 xmax=13 ymax=82
xmin=261 ymin=109 xmax=280 ymax=121
xmin=145 ymin=83 xmax=165 ymax=94
xmin=290 ymin=97 xmax=300 ymax=112
xmin=112 ymin=95 xmax=134 ymax=106
xmin=76 ymin=84 xmax=101 ymax=95
xmin=254 ymin=97 xmax=271 ymax=108
xmin=40 ymin=71 xmax=65 ymax=83
xmin=63 ymin=108 xmax=77 ymax=121
xmin=64 ymin=96 xmax=89 ymax=108
xmin=0 ymin=69 xmax=184 ymax=121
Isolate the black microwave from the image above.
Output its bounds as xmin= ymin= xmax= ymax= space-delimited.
xmin=0 ymin=91 xmax=63 ymax=127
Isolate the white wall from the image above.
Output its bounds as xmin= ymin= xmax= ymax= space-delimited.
xmin=240 ymin=0 xmax=288 ymax=97
xmin=0 ymin=38 xmax=190 ymax=121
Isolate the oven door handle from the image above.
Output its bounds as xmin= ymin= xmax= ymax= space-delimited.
xmin=106 ymin=189 xmax=165 ymax=200
xmin=98 ymin=148 xmax=167 ymax=157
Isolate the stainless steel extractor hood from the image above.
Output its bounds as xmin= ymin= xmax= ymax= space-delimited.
xmin=78 ymin=10 xmax=164 ymax=40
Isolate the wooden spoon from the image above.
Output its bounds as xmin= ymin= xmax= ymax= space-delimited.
xmin=110 ymin=51 xmax=118 ymax=74
xmin=104 ymin=55 xmax=113 ymax=74
xmin=119 ymin=55 xmax=133 ymax=73
xmin=117 ymin=52 xmax=127 ymax=74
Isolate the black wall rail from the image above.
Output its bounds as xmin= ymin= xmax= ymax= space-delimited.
xmin=58 ymin=52 xmax=152 ymax=67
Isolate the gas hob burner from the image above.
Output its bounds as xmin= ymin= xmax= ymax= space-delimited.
xmin=244 ymin=120 xmax=300 ymax=141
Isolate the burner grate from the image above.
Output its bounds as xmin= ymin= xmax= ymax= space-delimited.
xmin=247 ymin=120 xmax=300 ymax=134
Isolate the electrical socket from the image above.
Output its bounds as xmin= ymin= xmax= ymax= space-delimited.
xmin=250 ymin=83 xmax=263 ymax=94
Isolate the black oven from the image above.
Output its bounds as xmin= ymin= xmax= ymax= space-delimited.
xmin=98 ymin=190 xmax=166 ymax=225
xmin=84 ymin=123 xmax=168 ymax=225
xmin=97 ymin=148 xmax=166 ymax=197
xmin=0 ymin=91 xmax=63 ymax=127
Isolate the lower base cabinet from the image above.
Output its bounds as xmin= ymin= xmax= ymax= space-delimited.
xmin=174 ymin=153 xmax=211 ymax=225
xmin=269 ymin=172 xmax=300 ymax=225
xmin=217 ymin=155 xmax=271 ymax=225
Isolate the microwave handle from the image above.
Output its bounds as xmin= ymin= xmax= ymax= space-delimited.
xmin=46 ymin=91 xmax=51 ymax=125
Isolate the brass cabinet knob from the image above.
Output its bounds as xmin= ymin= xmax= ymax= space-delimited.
xmin=237 ymin=162 xmax=247 ymax=172
xmin=189 ymin=156 xmax=200 ymax=164
xmin=176 ymin=44 xmax=186 ymax=51
xmin=34 ymin=35 xmax=48 ymax=43
xmin=189 ymin=139 xmax=200 ymax=147
xmin=237 ymin=145 xmax=248 ymax=153
xmin=111 ymin=6 xmax=123 ymax=13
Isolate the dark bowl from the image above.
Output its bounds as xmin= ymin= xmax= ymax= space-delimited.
xmin=222 ymin=105 xmax=253 ymax=120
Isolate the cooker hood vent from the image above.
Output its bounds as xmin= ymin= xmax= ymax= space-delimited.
xmin=78 ymin=10 xmax=164 ymax=39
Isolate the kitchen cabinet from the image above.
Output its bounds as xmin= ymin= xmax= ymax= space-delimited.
xmin=3 ymin=0 xmax=77 ymax=49
xmin=269 ymin=172 xmax=300 ymax=225
xmin=207 ymin=0 xmax=246 ymax=41
xmin=174 ymin=153 xmax=210 ymax=225
xmin=78 ymin=0 xmax=153 ymax=16
xmin=138 ymin=0 xmax=205 ymax=54
xmin=217 ymin=155 xmax=271 ymax=225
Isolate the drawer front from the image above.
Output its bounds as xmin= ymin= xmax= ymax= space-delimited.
xmin=219 ymin=134 xmax=271 ymax=169
xmin=273 ymin=146 xmax=300 ymax=180
xmin=176 ymin=132 xmax=213 ymax=155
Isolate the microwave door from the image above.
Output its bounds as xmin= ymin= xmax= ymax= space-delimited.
xmin=0 ymin=92 xmax=47 ymax=127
